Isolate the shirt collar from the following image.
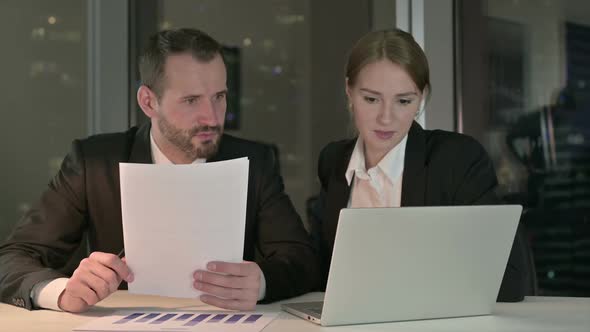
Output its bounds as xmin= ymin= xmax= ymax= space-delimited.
xmin=345 ymin=134 xmax=408 ymax=186
xmin=149 ymin=131 xmax=206 ymax=165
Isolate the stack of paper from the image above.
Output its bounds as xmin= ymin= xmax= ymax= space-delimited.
xmin=119 ymin=158 xmax=249 ymax=298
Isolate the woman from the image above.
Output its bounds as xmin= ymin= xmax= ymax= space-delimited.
xmin=312 ymin=29 xmax=529 ymax=302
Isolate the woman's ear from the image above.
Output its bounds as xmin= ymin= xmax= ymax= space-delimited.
xmin=418 ymin=97 xmax=426 ymax=114
xmin=415 ymin=87 xmax=429 ymax=119
xmin=345 ymin=77 xmax=353 ymax=110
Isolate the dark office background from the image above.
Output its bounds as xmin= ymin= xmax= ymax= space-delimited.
xmin=1 ymin=0 xmax=588 ymax=297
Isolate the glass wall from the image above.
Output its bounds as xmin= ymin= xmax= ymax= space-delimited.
xmin=458 ymin=0 xmax=590 ymax=296
xmin=0 ymin=0 xmax=87 ymax=240
xmin=4 ymin=0 xmax=587 ymax=298
xmin=0 ymin=0 xmax=384 ymax=240
xmin=159 ymin=0 xmax=314 ymax=220
xmin=134 ymin=0 xmax=374 ymax=224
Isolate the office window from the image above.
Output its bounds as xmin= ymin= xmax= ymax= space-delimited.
xmin=0 ymin=1 xmax=87 ymax=240
xmin=458 ymin=0 xmax=590 ymax=296
xmin=132 ymin=0 xmax=376 ymax=225
xmin=157 ymin=1 xmax=313 ymax=216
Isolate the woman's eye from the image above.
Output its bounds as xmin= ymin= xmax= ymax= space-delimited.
xmin=399 ymin=98 xmax=413 ymax=106
xmin=363 ymin=96 xmax=379 ymax=104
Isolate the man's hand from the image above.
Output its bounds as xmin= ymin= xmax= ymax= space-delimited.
xmin=58 ymin=252 xmax=134 ymax=313
xmin=194 ymin=261 xmax=262 ymax=311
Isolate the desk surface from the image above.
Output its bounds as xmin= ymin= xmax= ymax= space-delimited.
xmin=1 ymin=291 xmax=589 ymax=332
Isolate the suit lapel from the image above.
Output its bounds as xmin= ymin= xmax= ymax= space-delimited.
xmin=401 ymin=121 xmax=427 ymax=206
xmin=323 ymin=139 xmax=355 ymax=253
xmin=112 ymin=123 xmax=152 ymax=277
xmin=128 ymin=123 xmax=153 ymax=164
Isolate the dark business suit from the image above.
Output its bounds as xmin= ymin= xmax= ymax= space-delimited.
xmin=0 ymin=123 xmax=319 ymax=309
xmin=312 ymin=121 xmax=530 ymax=302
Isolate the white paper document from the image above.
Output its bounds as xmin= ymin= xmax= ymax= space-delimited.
xmin=119 ymin=158 xmax=249 ymax=298
xmin=73 ymin=310 xmax=278 ymax=332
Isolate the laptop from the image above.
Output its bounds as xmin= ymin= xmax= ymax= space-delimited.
xmin=282 ymin=205 xmax=522 ymax=326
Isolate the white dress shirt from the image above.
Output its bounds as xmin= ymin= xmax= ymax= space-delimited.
xmin=345 ymin=135 xmax=408 ymax=208
xmin=31 ymin=131 xmax=266 ymax=310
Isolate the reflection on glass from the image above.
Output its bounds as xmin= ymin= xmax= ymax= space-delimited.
xmin=158 ymin=0 xmax=311 ymax=216
xmin=462 ymin=0 xmax=590 ymax=296
xmin=0 ymin=1 xmax=87 ymax=239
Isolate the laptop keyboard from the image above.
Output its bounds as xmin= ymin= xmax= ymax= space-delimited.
xmin=308 ymin=306 xmax=323 ymax=315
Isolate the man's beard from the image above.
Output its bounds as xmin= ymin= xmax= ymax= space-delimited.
xmin=157 ymin=116 xmax=222 ymax=161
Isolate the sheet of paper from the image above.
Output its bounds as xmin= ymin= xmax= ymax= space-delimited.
xmin=119 ymin=158 xmax=249 ymax=298
xmin=73 ymin=310 xmax=278 ymax=332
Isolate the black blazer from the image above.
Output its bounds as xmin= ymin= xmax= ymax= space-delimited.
xmin=0 ymin=123 xmax=320 ymax=309
xmin=312 ymin=122 xmax=530 ymax=302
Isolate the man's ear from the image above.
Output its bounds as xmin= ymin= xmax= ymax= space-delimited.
xmin=137 ymin=85 xmax=159 ymax=119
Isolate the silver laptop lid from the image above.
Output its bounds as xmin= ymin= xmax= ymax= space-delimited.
xmin=321 ymin=205 xmax=522 ymax=326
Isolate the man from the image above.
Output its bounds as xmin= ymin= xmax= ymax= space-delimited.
xmin=0 ymin=28 xmax=319 ymax=312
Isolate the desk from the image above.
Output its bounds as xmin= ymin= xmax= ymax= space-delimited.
xmin=1 ymin=291 xmax=589 ymax=331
